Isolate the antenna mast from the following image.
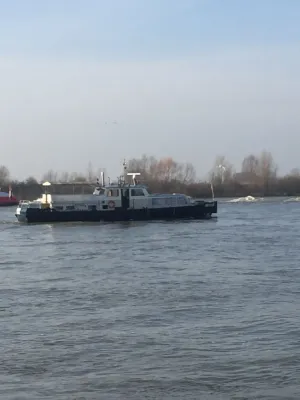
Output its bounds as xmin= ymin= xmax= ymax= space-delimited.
xmin=127 ymin=172 xmax=141 ymax=186
xmin=122 ymin=159 xmax=127 ymax=185
xmin=100 ymin=171 xmax=105 ymax=186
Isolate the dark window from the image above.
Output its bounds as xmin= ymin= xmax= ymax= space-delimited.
xmin=131 ymin=188 xmax=144 ymax=197
xmin=66 ymin=205 xmax=75 ymax=210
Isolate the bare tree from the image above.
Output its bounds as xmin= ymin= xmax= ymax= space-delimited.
xmin=128 ymin=155 xmax=157 ymax=181
xmin=75 ymin=175 xmax=87 ymax=183
xmin=127 ymin=155 xmax=154 ymax=179
xmin=0 ymin=165 xmax=10 ymax=185
xmin=87 ymin=162 xmax=94 ymax=182
xmin=147 ymin=156 xmax=160 ymax=180
xmin=258 ymin=151 xmax=277 ymax=176
xmin=241 ymin=154 xmax=260 ymax=175
xmin=155 ymin=157 xmax=179 ymax=181
xmin=181 ymin=162 xmax=196 ymax=183
xmin=289 ymin=168 xmax=300 ymax=177
xmin=24 ymin=176 xmax=38 ymax=185
xmin=127 ymin=155 xmax=197 ymax=183
xmin=58 ymin=171 xmax=70 ymax=183
xmin=42 ymin=170 xmax=58 ymax=183
xmin=257 ymin=151 xmax=277 ymax=193
xmin=209 ymin=156 xmax=234 ymax=184
xmin=68 ymin=172 xmax=87 ymax=182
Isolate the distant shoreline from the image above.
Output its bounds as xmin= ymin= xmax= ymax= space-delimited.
xmin=1 ymin=182 xmax=299 ymax=202
xmin=1 ymin=153 xmax=300 ymax=200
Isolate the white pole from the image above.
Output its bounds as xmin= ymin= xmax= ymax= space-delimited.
xmin=218 ymin=164 xmax=226 ymax=184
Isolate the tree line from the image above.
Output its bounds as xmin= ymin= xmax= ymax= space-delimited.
xmin=0 ymin=152 xmax=300 ymax=198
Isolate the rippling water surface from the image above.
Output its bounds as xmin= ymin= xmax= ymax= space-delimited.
xmin=1 ymin=199 xmax=300 ymax=399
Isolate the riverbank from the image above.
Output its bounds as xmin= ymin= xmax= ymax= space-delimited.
xmin=3 ymin=181 xmax=300 ymax=202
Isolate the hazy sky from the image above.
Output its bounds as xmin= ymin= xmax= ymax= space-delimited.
xmin=1 ymin=0 xmax=299 ymax=180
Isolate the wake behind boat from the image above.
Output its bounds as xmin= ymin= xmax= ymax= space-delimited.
xmin=15 ymin=161 xmax=217 ymax=223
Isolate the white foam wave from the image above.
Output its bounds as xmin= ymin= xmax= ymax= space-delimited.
xmin=283 ymin=197 xmax=300 ymax=203
xmin=226 ymin=195 xmax=263 ymax=203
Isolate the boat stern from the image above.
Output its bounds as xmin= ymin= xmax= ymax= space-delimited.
xmin=205 ymin=200 xmax=217 ymax=214
xmin=194 ymin=199 xmax=217 ymax=214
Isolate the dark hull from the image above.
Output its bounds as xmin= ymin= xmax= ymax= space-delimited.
xmin=16 ymin=202 xmax=217 ymax=223
xmin=0 ymin=201 xmax=19 ymax=207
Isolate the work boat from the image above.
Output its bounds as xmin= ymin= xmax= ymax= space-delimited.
xmin=15 ymin=163 xmax=217 ymax=223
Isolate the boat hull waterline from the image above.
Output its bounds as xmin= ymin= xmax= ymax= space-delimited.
xmin=0 ymin=201 xmax=19 ymax=207
xmin=16 ymin=202 xmax=217 ymax=223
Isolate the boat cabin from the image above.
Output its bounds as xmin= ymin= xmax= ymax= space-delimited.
xmin=92 ymin=183 xmax=151 ymax=210
xmin=91 ymin=181 xmax=191 ymax=210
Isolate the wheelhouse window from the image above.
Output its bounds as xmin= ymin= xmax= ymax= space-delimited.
xmin=107 ymin=189 xmax=119 ymax=197
xmin=131 ymin=188 xmax=145 ymax=196
xmin=93 ymin=187 xmax=105 ymax=196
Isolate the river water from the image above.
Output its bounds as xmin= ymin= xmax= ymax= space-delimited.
xmin=1 ymin=199 xmax=300 ymax=400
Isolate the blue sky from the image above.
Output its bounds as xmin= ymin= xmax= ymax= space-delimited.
xmin=1 ymin=0 xmax=299 ymax=59
xmin=0 ymin=0 xmax=299 ymax=180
